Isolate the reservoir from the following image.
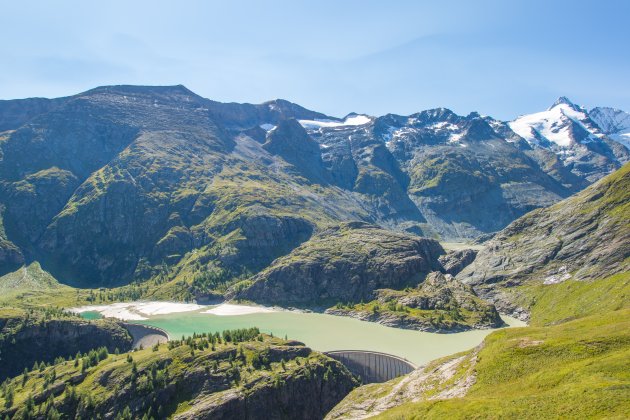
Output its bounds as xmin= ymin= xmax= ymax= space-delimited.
xmin=73 ymin=302 xmax=525 ymax=366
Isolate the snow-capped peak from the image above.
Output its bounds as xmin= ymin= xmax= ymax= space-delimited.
xmin=590 ymin=106 xmax=630 ymax=149
xmin=549 ymin=96 xmax=577 ymax=110
xmin=509 ymin=98 xmax=603 ymax=148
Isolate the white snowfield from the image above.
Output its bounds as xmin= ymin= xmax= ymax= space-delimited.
xmin=590 ymin=106 xmax=630 ymax=149
xmin=299 ymin=114 xmax=372 ymax=129
xmin=69 ymin=301 xmax=278 ymax=320
xmin=509 ymin=100 xmax=602 ymax=148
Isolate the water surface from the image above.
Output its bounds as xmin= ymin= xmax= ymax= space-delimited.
xmin=80 ymin=311 xmax=103 ymax=320
xmin=132 ymin=310 xmax=525 ymax=366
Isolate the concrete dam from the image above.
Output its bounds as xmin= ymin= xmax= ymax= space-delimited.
xmin=122 ymin=323 xmax=170 ymax=349
xmin=324 ymin=350 xmax=417 ymax=383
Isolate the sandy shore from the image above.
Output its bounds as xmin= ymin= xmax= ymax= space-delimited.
xmin=203 ymin=303 xmax=277 ymax=316
xmin=69 ymin=301 xmax=280 ymax=320
xmin=69 ymin=301 xmax=204 ymax=320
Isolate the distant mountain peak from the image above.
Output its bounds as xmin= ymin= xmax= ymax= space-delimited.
xmin=82 ymin=84 xmax=197 ymax=97
xmin=550 ymin=96 xmax=577 ymax=109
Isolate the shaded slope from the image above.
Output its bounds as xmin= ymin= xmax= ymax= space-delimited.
xmin=234 ymin=222 xmax=445 ymax=305
xmin=0 ymin=307 xmax=133 ymax=381
xmin=457 ymin=163 xmax=630 ymax=318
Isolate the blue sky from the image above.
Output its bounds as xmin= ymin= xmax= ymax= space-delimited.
xmin=1 ymin=0 xmax=628 ymax=120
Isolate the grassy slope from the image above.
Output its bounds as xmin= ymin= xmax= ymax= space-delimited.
xmin=0 ymin=262 xmax=174 ymax=310
xmin=0 ymin=263 xmax=85 ymax=308
xmin=518 ymin=272 xmax=630 ymax=327
xmin=377 ymin=309 xmax=630 ymax=419
xmin=0 ymin=332 xmax=353 ymax=419
xmin=368 ymin=272 xmax=630 ymax=419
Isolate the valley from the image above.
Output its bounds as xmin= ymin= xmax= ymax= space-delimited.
xmin=68 ymin=302 xmax=525 ymax=366
xmin=0 ymin=85 xmax=628 ymax=419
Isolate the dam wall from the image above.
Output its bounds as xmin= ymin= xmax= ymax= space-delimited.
xmin=324 ymin=350 xmax=417 ymax=383
xmin=121 ymin=323 xmax=170 ymax=349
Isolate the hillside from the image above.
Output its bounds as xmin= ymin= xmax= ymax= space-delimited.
xmin=233 ymin=222 xmax=445 ymax=306
xmin=327 ymin=164 xmax=630 ymax=419
xmin=329 ymin=269 xmax=630 ymax=418
xmin=325 ymin=271 xmax=502 ymax=333
xmin=1 ymin=86 xmax=628 ymax=293
xmin=458 ymin=162 xmax=630 ymax=318
xmin=329 ymin=309 xmax=630 ymax=419
xmin=0 ymin=307 xmax=133 ymax=381
xmin=0 ymin=329 xmax=356 ymax=419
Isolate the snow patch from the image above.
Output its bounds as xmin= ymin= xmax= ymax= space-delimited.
xmin=510 ymin=107 xmax=572 ymax=147
xmin=260 ymin=123 xmax=276 ymax=131
xmin=509 ymin=102 xmax=602 ymax=148
xmin=299 ymin=114 xmax=371 ymax=129
xmin=448 ymin=132 xmax=464 ymax=143
xmin=590 ymin=107 xmax=630 ymax=149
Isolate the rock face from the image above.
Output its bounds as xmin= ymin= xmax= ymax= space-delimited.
xmin=0 ymin=308 xmax=132 ymax=380
xmin=0 ymin=97 xmax=65 ymax=131
xmin=439 ymin=249 xmax=478 ymax=276
xmin=235 ymin=222 xmax=445 ymax=305
xmin=174 ymin=358 xmax=354 ymax=420
xmin=458 ymin=163 xmax=630 ymax=318
xmin=0 ymin=240 xmax=22 ymax=276
xmin=0 ymin=216 xmax=24 ymax=276
xmin=0 ymin=86 xmax=628 ymax=292
xmin=262 ymin=119 xmax=329 ymax=183
xmin=326 ymin=272 xmax=502 ymax=332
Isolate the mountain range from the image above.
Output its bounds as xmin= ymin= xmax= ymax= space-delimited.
xmin=0 ymin=85 xmax=628 ymax=296
xmin=0 ymin=85 xmax=629 ymax=419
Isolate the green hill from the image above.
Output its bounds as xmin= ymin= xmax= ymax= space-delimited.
xmin=0 ymin=330 xmax=356 ymax=419
xmin=328 ymin=164 xmax=630 ymax=419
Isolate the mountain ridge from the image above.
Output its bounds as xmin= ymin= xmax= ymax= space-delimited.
xmin=0 ymin=86 xmax=628 ymax=294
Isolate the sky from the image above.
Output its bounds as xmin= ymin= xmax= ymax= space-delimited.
xmin=0 ymin=0 xmax=629 ymax=120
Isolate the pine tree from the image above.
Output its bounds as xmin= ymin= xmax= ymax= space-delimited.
xmin=22 ymin=367 xmax=29 ymax=386
xmin=3 ymin=385 xmax=13 ymax=408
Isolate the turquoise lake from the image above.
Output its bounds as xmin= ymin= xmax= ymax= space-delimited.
xmin=130 ymin=310 xmax=525 ymax=366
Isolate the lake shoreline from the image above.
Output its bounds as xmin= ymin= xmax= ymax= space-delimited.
xmin=71 ymin=300 xmax=527 ymax=366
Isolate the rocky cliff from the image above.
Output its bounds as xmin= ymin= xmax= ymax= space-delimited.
xmin=0 ymin=308 xmax=132 ymax=380
xmin=233 ymin=222 xmax=445 ymax=305
xmin=438 ymin=249 xmax=478 ymax=276
xmin=458 ymin=163 xmax=630 ymax=318
xmin=326 ymin=272 xmax=502 ymax=332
